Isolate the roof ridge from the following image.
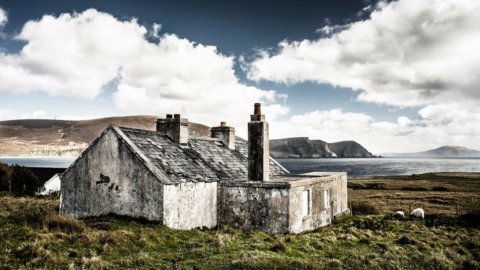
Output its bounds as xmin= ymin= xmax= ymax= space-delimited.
xmin=117 ymin=126 xmax=157 ymax=134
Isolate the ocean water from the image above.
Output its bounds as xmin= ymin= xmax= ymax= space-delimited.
xmin=1 ymin=156 xmax=479 ymax=178
xmin=277 ymin=158 xmax=480 ymax=178
xmin=0 ymin=156 xmax=77 ymax=168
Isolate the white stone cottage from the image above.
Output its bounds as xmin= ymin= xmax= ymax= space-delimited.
xmin=60 ymin=104 xmax=348 ymax=233
xmin=39 ymin=173 xmax=61 ymax=196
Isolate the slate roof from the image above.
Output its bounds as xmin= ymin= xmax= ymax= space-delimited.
xmin=115 ymin=126 xmax=288 ymax=184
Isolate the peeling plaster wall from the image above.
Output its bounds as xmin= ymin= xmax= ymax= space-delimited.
xmin=289 ymin=173 xmax=348 ymax=233
xmin=60 ymin=129 xmax=164 ymax=221
xmin=163 ymin=182 xmax=217 ymax=229
xmin=219 ymin=173 xmax=348 ymax=234
xmin=218 ymin=185 xmax=290 ymax=234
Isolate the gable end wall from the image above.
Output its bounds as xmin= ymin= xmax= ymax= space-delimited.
xmin=60 ymin=128 xmax=164 ymax=221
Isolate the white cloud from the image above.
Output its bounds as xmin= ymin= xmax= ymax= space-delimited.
xmin=0 ymin=8 xmax=7 ymax=28
xmin=113 ymin=33 xmax=288 ymax=129
xmin=0 ymin=7 xmax=7 ymax=38
xmin=0 ymin=9 xmax=147 ymax=98
xmin=0 ymin=9 xmax=288 ymax=130
xmin=0 ymin=109 xmax=48 ymax=120
xmin=247 ymin=0 xmax=480 ymax=152
xmin=150 ymin=23 xmax=162 ymax=39
xmin=0 ymin=109 xmax=97 ymax=121
xmin=271 ymin=102 xmax=480 ymax=153
xmin=248 ymin=0 xmax=480 ymax=107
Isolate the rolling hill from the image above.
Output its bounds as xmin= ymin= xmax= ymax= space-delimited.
xmin=390 ymin=146 xmax=480 ymax=158
xmin=0 ymin=116 xmax=210 ymax=156
xmin=1 ymin=117 xmax=374 ymax=158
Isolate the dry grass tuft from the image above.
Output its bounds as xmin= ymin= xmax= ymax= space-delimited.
xmin=350 ymin=201 xmax=378 ymax=215
xmin=45 ymin=215 xmax=86 ymax=233
xmin=462 ymin=197 xmax=480 ymax=216
xmin=213 ymin=233 xmax=233 ymax=249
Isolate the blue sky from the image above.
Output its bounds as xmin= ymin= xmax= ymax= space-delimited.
xmin=0 ymin=0 xmax=479 ymax=153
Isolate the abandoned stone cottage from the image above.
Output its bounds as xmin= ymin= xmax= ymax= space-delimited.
xmin=60 ymin=103 xmax=348 ymax=233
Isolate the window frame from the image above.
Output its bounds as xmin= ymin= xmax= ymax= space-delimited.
xmin=324 ymin=188 xmax=330 ymax=209
xmin=302 ymin=188 xmax=312 ymax=219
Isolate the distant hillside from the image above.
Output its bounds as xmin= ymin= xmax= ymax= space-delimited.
xmin=1 ymin=117 xmax=374 ymax=158
xmin=390 ymin=146 xmax=480 ymax=158
xmin=0 ymin=116 xmax=210 ymax=156
xmin=270 ymin=137 xmax=375 ymax=158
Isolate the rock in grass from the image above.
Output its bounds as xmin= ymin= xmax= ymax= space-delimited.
xmin=396 ymin=235 xmax=417 ymax=245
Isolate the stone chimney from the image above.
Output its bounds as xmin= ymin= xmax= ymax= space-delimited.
xmin=248 ymin=103 xmax=269 ymax=181
xmin=211 ymin=121 xmax=236 ymax=150
xmin=156 ymin=114 xmax=189 ymax=144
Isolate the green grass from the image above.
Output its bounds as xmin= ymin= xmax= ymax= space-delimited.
xmin=1 ymin=193 xmax=480 ymax=269
xmin=348 ymin=173 xmax=480 ymax=215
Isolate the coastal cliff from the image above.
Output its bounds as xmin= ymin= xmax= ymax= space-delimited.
xmin=270 ymin=137 xmax=375 ymax=158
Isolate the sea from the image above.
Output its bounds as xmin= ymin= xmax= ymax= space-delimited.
xmin=0 ymin=156 xmax=77 ymax=169
xmin=278 ymin=158 xmax=480 ymax=178
xmin=0 ymin=156 xmax=479 ymax=178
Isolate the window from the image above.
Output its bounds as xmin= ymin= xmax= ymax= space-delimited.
xmin=324 ymin=189 xmax=330 ymax=209
xmin=302 ymin=190 xmax=311 ymax=216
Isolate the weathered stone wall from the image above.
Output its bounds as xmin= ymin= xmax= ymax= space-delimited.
xmin=219 ymin=173 xmax=348 ymax=234
xmin=60 ymin=128 xmax=164 ymax=221
xmin=163 ymin=182 xmax=217 ymax=229
xmin=288 ymin=173 xmax=347 ymax=233
xmin=218 ymin=183 xmax=290 ymax=234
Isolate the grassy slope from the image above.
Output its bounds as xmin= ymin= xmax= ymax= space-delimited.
xmin=1 ymin=191 xmax=480 ymax=269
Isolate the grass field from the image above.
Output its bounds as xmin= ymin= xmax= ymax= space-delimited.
xmin=348 ymin=172 xmax=480 ymax=215
xmin=1 ymin=173 xmax=480 ymax=269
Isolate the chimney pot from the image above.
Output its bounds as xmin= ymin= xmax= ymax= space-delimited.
xmin=174 ymin=114 xmax=181 ymax=119
xmin=166 ymin=114 xmax=173 ymax=119
xmin=220 ymin=121 xmax=226 ymax=127
xmin=254 ymin=103 xmax=261 ymax=116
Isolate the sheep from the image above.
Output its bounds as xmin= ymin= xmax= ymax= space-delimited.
xmin=410 ymin=208 xmax=425 ymax=219
xmin=393 ymin=211 xmax=405 ymax=219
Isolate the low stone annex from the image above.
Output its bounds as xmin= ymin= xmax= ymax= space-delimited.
xmin=60 ymin=103 xmax=349 ymax=233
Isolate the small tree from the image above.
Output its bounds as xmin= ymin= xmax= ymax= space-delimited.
xmin=0 ymin=162 xmax=13 ymax=192
xmin=10 ymin=165 xmax=40 ymax=195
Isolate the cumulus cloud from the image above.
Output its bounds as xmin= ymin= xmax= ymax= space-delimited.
xmin=113 ymin=33 xmax=289 ymax=128
xmin=0 ymin=7 xmax=7 ymax=38
xmin=0 ymin=9 xmax=287 ymax=129
xmin=248 ymin=0 xmax=480 ymax=107
xmin=271 ymin=102 xmax=480 ymax=153
xmin=150 ymin=23 xmax=162 ymax=39
xmin=247 ymin=0 xmax=480 ymax=152
xmin=0 ymin=109 xmax=48 ymax=121
xmin=0 ymin=9 xmax=147 ymax=98
xmin=0 ymin=8 xmax=6 ymax=28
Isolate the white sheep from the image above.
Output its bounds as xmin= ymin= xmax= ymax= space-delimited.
xmin=394 ymin=211 xmax=405 ymax=219
xmin=410 ymin=208 xmax=425 ymax=219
